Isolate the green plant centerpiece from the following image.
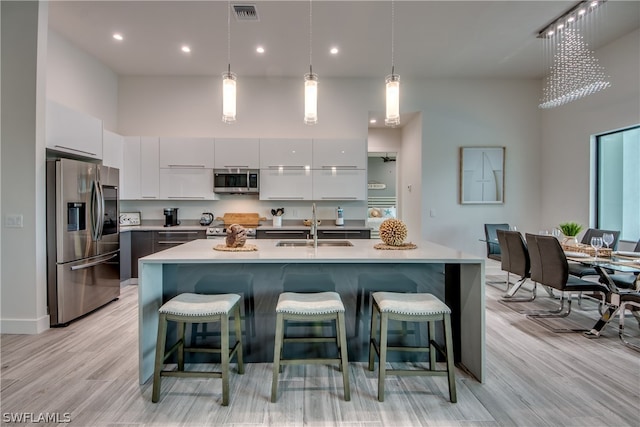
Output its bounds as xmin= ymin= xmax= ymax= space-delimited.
xmin=558 ymin=221 xmax=583 ymax=246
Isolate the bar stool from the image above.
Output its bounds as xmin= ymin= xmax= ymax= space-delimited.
xmin=355 ymin=272 xmax=418 ymax=338
xmin=190 ymin=273 xmax=255 ymax=352
xmin=152 ymin=293 xmax=244 ymax=406
xmin=368 ymin=292 xmax=456 ymax=403
xmin=271 ymin=291 xmax=350 ymax=402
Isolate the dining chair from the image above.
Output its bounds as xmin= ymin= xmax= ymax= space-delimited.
xmin=524 ymin=233 xmax=610 ymax=332
xmin=605 ymin=239 xmax=640 ymax=290
xmin=498 ymin=230 xmax=536 ymax=302
xmin=618 ymin=291 xmax=640 ymax=352
xmin=484 ymin=223 xmax=510 ymax=289
xmin=569 ymin=228 xmax=621 ymax=279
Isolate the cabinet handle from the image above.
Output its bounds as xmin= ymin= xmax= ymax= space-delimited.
xmin=156 ymin=240 xmax=189 ymax=244
xmin=267 ymin=197 xmax=304 ymax=200
xmin=54 ymin=145 xmax=97 ymax=156
xmin=167 ymin=164 xmax=205 ymax=168
xmin=167 ymin=196 xmax=205 ymax=199
xmin=223 ymin=165 xmax=249 ymax=168
xmin=264 ymin=231 xmax=305 ymax=234
xmin=321 ymin=230 xmax=362 ymax=234
xmin=321 ymin=165 xmax=358 ymax=169
xmin=157 ymin=231 xmax=200 ymax=235
xmin=141 ymin=196 xmax=157 ymax=199
xmin=320 ymin=197 xmax=357 ymax=200
xmin=267 ymin=165 xmax=306 ymax=170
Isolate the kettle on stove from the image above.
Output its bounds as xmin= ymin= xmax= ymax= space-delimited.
xmin=199 ymin=212 xmax=214 ymax=226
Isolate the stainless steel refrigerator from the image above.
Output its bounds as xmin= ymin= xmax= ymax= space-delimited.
xmin=46 ymin=158 xmax=120 ymax=326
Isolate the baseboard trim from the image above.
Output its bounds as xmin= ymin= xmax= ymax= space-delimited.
xmin=1 ymin=314 xmax=50 ymax=334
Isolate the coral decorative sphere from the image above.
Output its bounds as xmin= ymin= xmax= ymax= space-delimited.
xmin=379 ymin=219 xmax=408 ymax=246
xmin=225 ymin=224 xmax=247 ymax=247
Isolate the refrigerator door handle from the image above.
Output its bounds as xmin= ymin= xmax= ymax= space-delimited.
xmin=97 ymin=180 xmax=105 ymax=239
xmin=90 ymin=180 xmax=100 ymax=241
xmin=69 ymin=252 xmax=118 ymax=271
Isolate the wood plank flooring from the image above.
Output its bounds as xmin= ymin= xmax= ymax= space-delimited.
xmin=2 ymin=264 xmax=639 ymax=426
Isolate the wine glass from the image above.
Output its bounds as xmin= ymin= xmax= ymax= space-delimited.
xmin=602 ymin=233 xmax=614 ymax=249
xmin=551 ymin=228 xmax=561 ymax=239
xmin=590 ymin=236 xmax=603 ymax=260
xmin=510 ymin=225 xmax=518 ymax=232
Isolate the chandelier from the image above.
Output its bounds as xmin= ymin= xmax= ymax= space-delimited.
xmin=538 ymin=0 xmax=610 ymax=109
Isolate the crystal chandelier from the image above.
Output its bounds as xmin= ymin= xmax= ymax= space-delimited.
xmin=222 ymin=1 xmax=236 ymax=123
xmin=538 ymin=0 xmax=610 ymax=109
xmin=385 ymin=0 xmax=400 ymax=127
xmin=304 ymin=0 xmax=318 ymax=125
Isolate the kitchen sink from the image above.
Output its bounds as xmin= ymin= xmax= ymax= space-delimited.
xmin=275 ymin=240 xmax=353 ymax=247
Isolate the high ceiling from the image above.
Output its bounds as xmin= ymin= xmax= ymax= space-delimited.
xmin=48 ymin=1 xmax=639 ymax=79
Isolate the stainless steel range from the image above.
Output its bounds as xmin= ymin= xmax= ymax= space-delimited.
xmin=206 ymin=226 xmax=257 ymax=239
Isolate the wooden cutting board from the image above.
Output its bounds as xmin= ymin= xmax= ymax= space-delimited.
xmin=215 ymin=213 xmax=265 ymax=227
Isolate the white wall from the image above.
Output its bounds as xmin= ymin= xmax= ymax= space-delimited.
xmin=540 ymin=29 xmax=640 ymax=247
xmin=47 ymin=30 xmax=119 ymax=131
xmin=1 ymin=2 xmax=49 ymax=333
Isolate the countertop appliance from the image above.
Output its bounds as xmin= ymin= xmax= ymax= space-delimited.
xmin=206 ymin=226 xmax=257 ymax=239
xmin=46 ymin=158 xmax=120 ymax=326
xmin=163 ymin=208 xmax=180 ymax=227
xmin=199 ymin=212 xmax=214 ymax=226
xmin=213 ymin=169 xmax=259 ymax=194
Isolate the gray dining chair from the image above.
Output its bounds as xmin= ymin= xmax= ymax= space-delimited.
xmin=484 ymin=223 xmax=510 ymax=289
xmin=525 ymin=233 xmax=610 ymax=333
xmin=605 ymin=239 xmax=640 ymax=290
xmin=569 ymin=228 xmax=620 ymax=279
xmin=498 ymin=230 xmax=536 ymax=302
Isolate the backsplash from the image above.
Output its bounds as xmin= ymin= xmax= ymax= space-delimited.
xmin=120 ymin=198 xmax=366 ymax=222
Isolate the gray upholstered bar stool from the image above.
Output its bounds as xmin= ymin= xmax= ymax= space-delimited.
xmin=368 ymin=292 xmax=456 ymax=403
xmin=271 ymin=291 xmax=351 ymax=402
xmin=152 ymin=293 xmax=244 ymax=406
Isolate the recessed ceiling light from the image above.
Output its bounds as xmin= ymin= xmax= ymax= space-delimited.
xmin=181 ymin=45 xmax=191 ymax=53
xmin=256 ymin=46 xmax=265 ymax=54
xmin=370 ymin=119 xmax=377 ymax=124
xmin=330 ymin=47 xmax=339 ymax=55
xmin=112 ymin=33 xmax=123 ymax=41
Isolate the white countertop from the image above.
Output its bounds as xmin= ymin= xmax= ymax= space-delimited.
xmin=120 ymin=225 xmax=209 ymax=232
xmin=139 ymin=238 xmax=483 ymax=264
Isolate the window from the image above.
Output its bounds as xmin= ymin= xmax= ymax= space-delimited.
xmin=596 ymin=126 xmax=640 ymax=242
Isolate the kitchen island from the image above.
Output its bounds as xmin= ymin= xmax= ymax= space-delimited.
xmin=138 ymin=239 xmax=485 ymax=384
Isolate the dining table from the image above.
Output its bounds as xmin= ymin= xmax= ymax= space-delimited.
xmin=564 ymin=251 xmax=640 ymax=337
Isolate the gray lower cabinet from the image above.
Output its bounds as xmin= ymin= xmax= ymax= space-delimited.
xmin=130 ymin=230 xmax=206 ymax=278
xmin=256 ymin=228 xmax=370 ymax=239
xmin=131 ymin=231 xmax=154 ymax=278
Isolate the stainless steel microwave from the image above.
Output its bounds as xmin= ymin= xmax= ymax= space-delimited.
xmin=213 ymin=169 xmax=259 ymax=194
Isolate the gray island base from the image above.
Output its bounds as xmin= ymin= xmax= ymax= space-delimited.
xmin=138 ymin=239 xmax=485 ymax=384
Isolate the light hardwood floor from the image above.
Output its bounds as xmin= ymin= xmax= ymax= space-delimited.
xmin=2 ymin=265 xmax=639 ymax=426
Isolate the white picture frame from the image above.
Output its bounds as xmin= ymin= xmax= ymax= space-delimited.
xmin=460 ymin=147 xmax=505 ymax=204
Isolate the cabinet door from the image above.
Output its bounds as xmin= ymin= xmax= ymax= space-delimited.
xmin=102 ymin=130 xmax=123 ymax=170
xmin=260 ymin=138 xmax=312 ymax=168
xmin=312 ymin=138 xmax=366 ymax=169
xmin=159 ymin=137 xmax=214 ymax=168
xmin=140 ymin=137 xmax=159 ymax=199
xmin=259 ymin=168 xmax=312 ymax=201
xmin=121 ymin=137 xmax=141 ymax=199
xmin=317 ymin=229 xmax=371 ymax=239
xmin=256 ymin=229 xmax=309 ymax=239
xmin=131 ymin=231 xmax=154 ymax=278
xmin=159 ymin=168 xmax=216 ymax=200
xmin=46 ymin=99 xmax=103 ymax=159
xmin=312 ymin=169 xmax=366 ymax=200
xmin=154 ymin=230 xmax=205 ymax=251
xmin=214 ymin=138 xmax=260 ymax=169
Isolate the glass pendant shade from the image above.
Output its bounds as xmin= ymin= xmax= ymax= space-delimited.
xmin=385 ymin=74 xmax=400 ymax=127
xmin=304 ymin=72 xmax=318 ymax=125
xmin=222 ymin=71 xmax=236 ymax=123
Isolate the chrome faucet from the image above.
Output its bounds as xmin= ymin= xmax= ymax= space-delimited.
xmin=310 ymin=202 xmax=318 ymax=248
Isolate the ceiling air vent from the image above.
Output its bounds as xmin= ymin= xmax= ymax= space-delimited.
xmin=233 ymin=4 xmax=260 ymax=22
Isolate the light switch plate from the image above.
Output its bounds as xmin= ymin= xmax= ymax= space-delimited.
xmin=5 ymin=214 xmax=24 ymax=228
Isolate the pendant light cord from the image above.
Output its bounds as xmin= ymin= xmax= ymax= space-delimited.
xmin=227 ymin=0 xmax=231 ymax=70
xmin=309 ymin=0 xmax=313 ymax=74
xmin=391 ymin=0 xmax=395 ymax=75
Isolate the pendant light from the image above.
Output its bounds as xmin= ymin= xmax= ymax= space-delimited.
xmin=222 ymin=1 xmax=236 ymax=123
xmin=385 ymin=0 xmax=400 ymax=127
xmin=304 ymin=0 xmax=318 ymax=125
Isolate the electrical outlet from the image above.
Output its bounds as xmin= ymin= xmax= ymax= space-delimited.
xmin=5 ymin=214 xmax=24 ymax=228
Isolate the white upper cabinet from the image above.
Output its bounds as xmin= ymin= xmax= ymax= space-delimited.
xmin=259 ymin=169 xmax=313 ymax=201
xmin=46 ymin=99 xmax=103 ymax=159
xmin=159 ymin=137 xmax=214 ymax=168
xmin=312 ymin=138 xmax=366 ymax=169
xmin=312 ymin=169 xmax=367 ymax=201
xmin=214 ymin=138 xmax=260 ymax=169
xmin=260 ymin=139 xmax=313 ymax=169
xmin=121 ymin=136 xmax=141 ymax=200
xmin=159 ymin=168 xmax=215 ymax=200
xmin=102 ymin=130 xmax=123 ymax=169
xmin=140 ymin=137 xmax=159 ymax=199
